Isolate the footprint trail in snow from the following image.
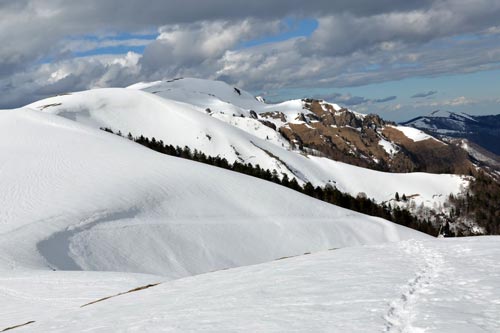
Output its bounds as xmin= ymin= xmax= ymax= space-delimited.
xmin=384 ymin=240 xmax=445 ymax=332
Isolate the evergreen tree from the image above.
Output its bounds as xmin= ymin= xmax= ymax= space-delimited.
xmin=303 ymin=182 xmax=315 ymax=196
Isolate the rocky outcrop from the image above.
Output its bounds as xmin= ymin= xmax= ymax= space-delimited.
xmin=263 ymin=99 xmax=475 ymax=174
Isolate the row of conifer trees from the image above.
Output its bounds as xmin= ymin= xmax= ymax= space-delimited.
xmin=101 ymin=127 xmax=440 ymax=236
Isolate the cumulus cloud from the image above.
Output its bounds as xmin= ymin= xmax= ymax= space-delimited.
xmin=2 ymin=0 xmax=500 ymax=108
xmin=0 ymin=53 xmax=141 ymax=108
xmin=303 ymin=0 xmax=500 ymax=57
xmin=140 ymin=19 xmax=280 ymax=79
xmin=0 ymin=0 xmax=432 ymax=78
xmin=429 ymin=96 xmax=476 ymax=107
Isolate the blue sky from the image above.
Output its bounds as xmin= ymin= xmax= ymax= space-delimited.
xmin=70 ymin=33 xmax=157 ymax=57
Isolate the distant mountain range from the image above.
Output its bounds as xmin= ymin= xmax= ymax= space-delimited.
xmin=401 ymin=110 xmax=500 ymax=169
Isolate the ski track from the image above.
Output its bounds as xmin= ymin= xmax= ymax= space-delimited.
xmin=384 ymin=240 xmax=444 ymax=333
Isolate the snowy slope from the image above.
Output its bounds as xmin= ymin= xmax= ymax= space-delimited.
xmin=6 ymin=237 xmax=500 ymax=332
xmin=0 ymin=108 xmax=426 ymax=279
xmin=128 ymin=77 xmax=308 ymax=120
xmin=388 ymin=125 xmax=438 ymax=143
xmin=27 ymin=86 xmax=467 ymax=209
xmin=27 ymin=88 xmax=298 ymax=180
xmin=0 ymin=270 xmax=160 ymax=327
xmin=128 ymin=77 xmax=263 ymax=115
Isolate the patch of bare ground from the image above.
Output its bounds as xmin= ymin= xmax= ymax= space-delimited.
xmin=1 ymin=321 xmax=35 ymax=332
xmin=80 ymin=283 xmax=161 ymax=308
xmin=38 ymin=103 xmax=62 ymax=110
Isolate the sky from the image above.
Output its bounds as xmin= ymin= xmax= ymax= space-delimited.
xmin=1 ymin=0 xmax=500 ymax=121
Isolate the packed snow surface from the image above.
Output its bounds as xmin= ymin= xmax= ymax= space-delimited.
xmin=3 ymin=237 xmax=499 ymax=332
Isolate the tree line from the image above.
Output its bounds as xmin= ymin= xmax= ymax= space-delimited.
xmin=448 ymin=171 xmax=500 ymax=235
xmin=101 ymin=127 xmax=440 ymax=236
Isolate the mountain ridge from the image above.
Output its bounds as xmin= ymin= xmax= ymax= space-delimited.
xmin=401 ymin=110 xmax=500 ymax=160
xmin=129 ymin=78 xmax=475 ymax=175
xmin=27 ymin=80 xmax=467 ymax=215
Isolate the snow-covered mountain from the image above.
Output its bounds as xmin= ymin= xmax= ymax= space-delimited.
xmin=26 ymin=78 xmax=468 ymax=212
xmin=1 ymin=107 xmax=425 ymax=278
xmin=1 ymin=79 xmax=499 ymax=332
xmin=130 ymin=78 xmax=474 ymax=175
xmin=402 ymin=110 xmax=500 ymax=168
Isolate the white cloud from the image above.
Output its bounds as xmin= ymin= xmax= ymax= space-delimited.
xmin=139 ymin=19 xmax=280 ymax=79
xmin=3 ymin=0 xmax=500 ymax=110
xmin=429 ymin=96 xmax=476 ymax=107
xmin=0 ymin=52 xmax=142 ymax=108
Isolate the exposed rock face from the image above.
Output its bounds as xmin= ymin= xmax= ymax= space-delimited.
xmin=260 ymin=111 xmax=287 ymax=123
xmin=258 ymin=119 xmax=277 ymax=131
xmin=263 ymin=99 xmax=474 ymax=174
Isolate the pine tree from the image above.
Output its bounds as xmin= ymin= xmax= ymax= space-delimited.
xmin=303 ymin=182 xmax=315 ymax=196
xmin=281 ymin=174 xmax=290 ymax=187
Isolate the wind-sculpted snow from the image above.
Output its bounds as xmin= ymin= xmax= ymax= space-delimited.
xmin=4 ymin=237 xmax=499 ymax=332
xmin=0 ymin=108 xmax=425 ymax=279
